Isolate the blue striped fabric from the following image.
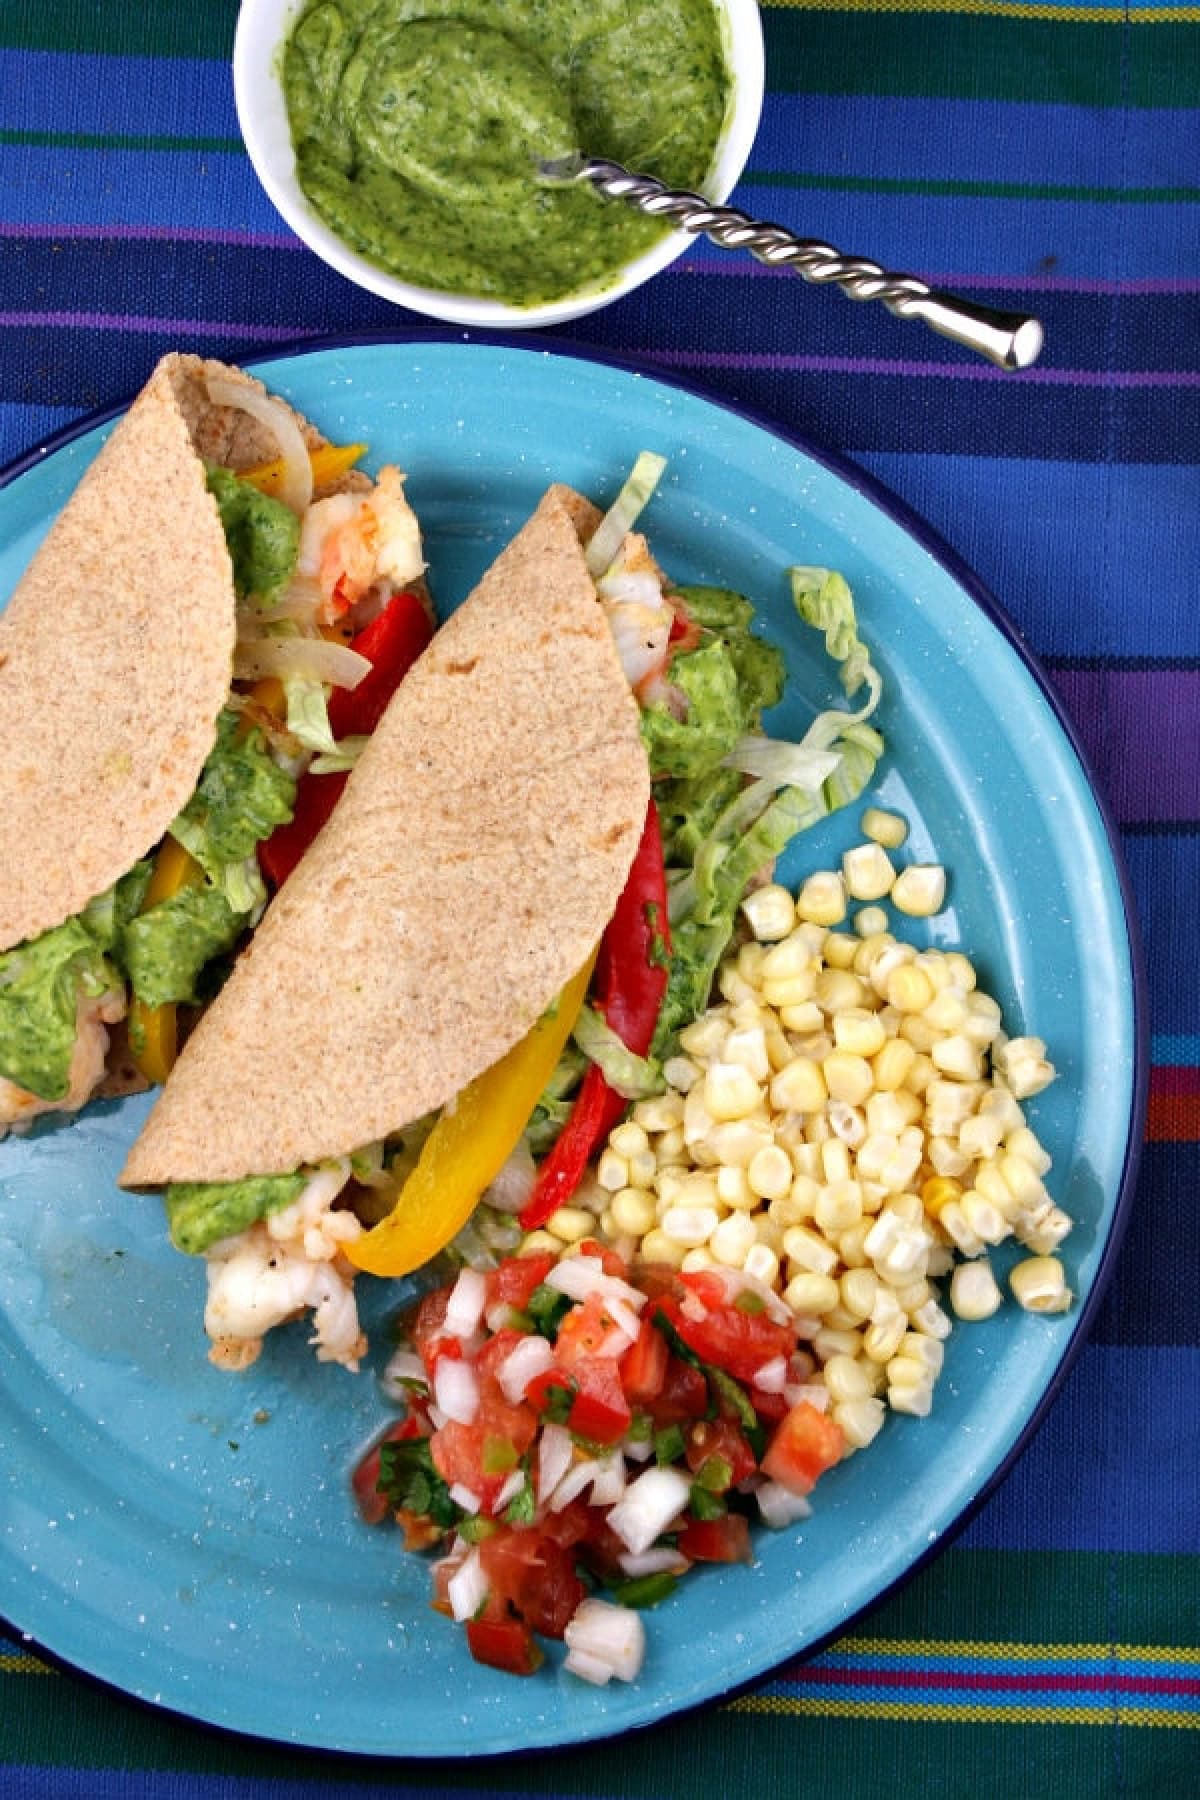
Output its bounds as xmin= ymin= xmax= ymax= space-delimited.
xmin=0 ymin=1 xmax=1196 ymax=1794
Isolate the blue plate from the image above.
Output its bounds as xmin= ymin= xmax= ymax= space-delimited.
xmin=0 ymin=336 xmax=1144 ymax=1755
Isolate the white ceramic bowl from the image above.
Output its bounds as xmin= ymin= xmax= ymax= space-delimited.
xmin=233 ymin=0 xmax=765 ymax=328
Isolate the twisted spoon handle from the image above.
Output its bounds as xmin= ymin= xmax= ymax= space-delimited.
xmin=546 ymin=155 xmax=1043 ymax=372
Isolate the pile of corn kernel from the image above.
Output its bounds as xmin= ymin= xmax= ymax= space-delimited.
xmin=519 ymin=807 xmax=1074 ymax=1454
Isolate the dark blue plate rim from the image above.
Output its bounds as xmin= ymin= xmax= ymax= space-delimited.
xmin=0 ymin=326 xmax=1149 ymax=1759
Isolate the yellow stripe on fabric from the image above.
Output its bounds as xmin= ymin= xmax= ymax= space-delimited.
xmin=763 ymin=0 xmax=1200 ymax=23
xmin=0 ymin=1651 xmax=52 ymax=1674
xmin=835 ymin=1636 xmax=1200 ymax=1664
xmin=727 ymin=1697 xmax=1200 ymax=1729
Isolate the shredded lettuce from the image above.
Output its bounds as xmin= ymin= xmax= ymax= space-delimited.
xmin=571 ymin=1005 xmax=664 ymax=1100
xmin=721 ymin=732 xmax=842 ymax=792
xmin=790 ymin=566 xmax=882 ymax=717
xmin=585 ymin=451 xmax=667 ymax=578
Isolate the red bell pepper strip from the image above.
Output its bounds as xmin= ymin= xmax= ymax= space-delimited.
xmin=258 ymin=590 xmax=433 ymax=889
xmin=518 ymin=798 xmax=670 ymax=1230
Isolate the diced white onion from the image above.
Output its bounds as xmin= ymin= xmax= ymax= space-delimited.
xmin=623 ymin=1436 xmax=654 ymax=1463
xmin=563 ymin=1646 xmax=615 ymax=1687
xmin=587 ymin=1453 xmax=628 ymax=1508
xmin=206 ymin=375 xmax=313 ymax=515
xmin=607 ymin=1465 xmax=691 ymax=1555
xmin=536 ymin=1423 xmax=574 ymax=1504
xmin=446 ymin=1548 xmax=489 ymax=1623
xmin=756 ymin=1480 xmax=814 ymax=1530
xmin=448 ymin=1482 xmax=481 ymax=1515
xmin=496 ymin=1334 xmax=556 ymax=1406
xmin=379 ymin=1349 xmax=428 ymax=1403
xmin=443 ymin=1268 xmax=488 ymax=1341
xmin=550 ymin=1459 xmax=605 ymax=1512
xmin=233 ymin=633 xmax=372 ymax=690
xmin=564 ymin=1598 xmax=647 ymax=1684
xmin=492 ymin=1469 xmax=526 ymax=1514
xmin=785 ymin=1382 xmax=831 ymax=1413
xmin=696 ymin=1262 xmax=794 ymax=1327
xmin=753 ymin=1355 xmax=789 ymax=1395
xmin=434 ymin=1357 xmax=479 ymax=1426
xmin=544 ymin=1259 xmax=647 ymax=1313
xmin=482 ymin=1143 xmax=538 ymax=1215
xmin=617 ymin=1548 xmax=689 ymax=1578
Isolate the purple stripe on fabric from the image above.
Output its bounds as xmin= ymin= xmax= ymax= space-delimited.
xmin=1049 ymin=668 xmax=1200 ymax=825
xmin=640 ymin=347 xmax=1200 ymax=388
xmin=680 ymin=261 xmax=1200 ymax=296
xmin=0 ymin=311 xmax=321 ymax=341
xmin=0 ymin=221 xmax=300 ymax=248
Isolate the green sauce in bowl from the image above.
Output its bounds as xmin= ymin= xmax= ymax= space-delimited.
xmin=281 ymin=0 xmax=730 ymax=307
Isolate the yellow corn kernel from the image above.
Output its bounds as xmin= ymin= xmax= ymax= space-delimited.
xmin=872 ymin=1035 xmax=916 ymax=1092
xmin=822 ymin=1050 xmax=875 ymax=1106
xmin=814 ymin=1181 xmax=863 ymax=1234
xmin=833 ymin=1008 xmax=888 ymax=1057
xmin=843 ymin=842 xmax=896 ymax=902
xmin=840 ymin=1266 xmax=880 ymax=1319
xmin=815 ymin=967 xmax=869 ymax=1012
xmin=609 ymin=1187 xmax=657 ymax=1237
xmin=744 ymin=1242 xmax=781 ymax=1288
xmin=769 ymin=1057 xmax=828 ymax=1114
xmin=891 ymin=865 xmax=947 ymax=917
xmin=902 ymin=1052 xmax=937 ymax=1096
xmin=783 ymin=1224 xmax=840 ymax=1277
xmin=823 ymin=1353 xmax=875 ymax=1404
xmin=949 ymin=1257 xmax=1003 ymax=1322
xmin=640 ymin=1228 xmax=687 ymax=1268
xmin=740 ymin=882 xmax=797 ymax=942
xmin=837 ymin=1221 xmax=873 ymax=1268
xmin=520 ymin=1229 xmax=564 ymax=1256
xmin=795 ymin=870 xmax=847 ymax=927
xmin=709 ymin=1210 xmax=759 ymax=1267
xmin=834 ymin=1395 xmax=887 ymax=1451
xmin=887 ymin=963 xmax=936 ymax=1014
xmin=678 ymin=1014 xmax=731 ymax=1060
xmin=823 ymin=931 xmax=860 ymax=969
xmin=920 ymin=1175 xmax=963 ymax=1219
xmin=748 ymin=1144 xmax=794 ymax=1200
xmin=861 ymin=806 xmax=909 ymax=850
xmin=813 ymin=1325 xmax=865 ymax=1362
xmin=1009 ymin=1254 xmax=1072 ymax=1312
xmin=705 ymin=1117 xmax=775 ymax=1168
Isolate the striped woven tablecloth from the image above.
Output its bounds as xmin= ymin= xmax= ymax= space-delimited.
xmin=1 ymin=2 xmax=1196 ymax=1794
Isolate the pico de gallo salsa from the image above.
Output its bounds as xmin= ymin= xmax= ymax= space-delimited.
xmin=354 ymin=1243 xmax=845 ymax=1681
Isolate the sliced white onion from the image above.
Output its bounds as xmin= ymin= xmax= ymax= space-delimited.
xmin=564 ymin=1598 xmax=646 ymax=1684
xmin=497 ymin=1334 xmax=556 ymax=1407
xmin=536 ymin=1422 xmax=574 ymax=1505
xmin=549 ymin=1459 xmax=605 ymax=1512
xmin=756 ymin=1480 xmax=814 ymax=1530
xmin=545 ymin=1259 xmax=646 ymax=1313
xmin=448 ymin=1482 xmax=481 ymax=1515
xmin=481 ymin=1142 xmax=537 ymax=1215
xmin=233 ymin=634 xmax=372 ymax=690
xmin=249 ymin=575 xmax=325 ymax=626
xmin=492 ymin=1469 xmax=526 ymax=1514
xmin=617 ymin=1547 xmax=689 ymax=1578
xmin=623 ymin=1437 xmax=654 ymax=1463
xmin=753 ymin=1355 xmax=789 ymax=1396
xmin=605 ymin=1296 xmax=643 ymax=1347
xmin=206 ymin=375 xmax=313 ymax=516
xmin=443 ymin=1268 xmax=488 ymax=1341
xmin=434 ymin=1357 xmax=480 ymax=1426
xmin=446 ymin=1548 xmax=489 ymax=1623
xmin=607 ymin=1465 xmax=691 ymax=1556
xmin=379 ymin=1349 xmax=428 ymax=1403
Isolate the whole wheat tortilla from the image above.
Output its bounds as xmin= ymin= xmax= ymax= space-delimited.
xmin=0 ymin=352 xmax=356 ymax=952
xmin=121 ymin=486 xmax=650 ymax=1186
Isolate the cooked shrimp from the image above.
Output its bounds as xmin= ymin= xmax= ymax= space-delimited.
xmin=0 ymin=987 xmax=124 ymax=1138
xmin=596 ymin=533 xmax=676 ymax=693
xmin=202 ymin=1163 xmax=366 ymax=1371
xmin=295 ymin=465 xmax=425 ymax=626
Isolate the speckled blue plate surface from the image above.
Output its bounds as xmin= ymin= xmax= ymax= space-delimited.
xmin=0 ymin=336 xmax=1144 ymax=1756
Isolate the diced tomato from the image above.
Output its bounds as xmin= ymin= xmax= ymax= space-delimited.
xmin=747 ymin=1384 xmax=789 ymax=1425
xmin=577 ymin=1239 xmax=630 ymax=1280
xmin=350 ymin=1416 xmax=424 ymax=1525
xmin=465 ymin=1615 xmax=544 ymax=1675
xmin=410 ymin=1286 xmax=452 ymax=1368
xmin=566 ymin=1357 xmax=632 ymax=1446
xmin=431 ymin=1393 xmax=537 ymax=1511
xmin=645 ymin=1354 xmax=709 ymax=1427
xmin=677 ymin=1514 xmax=753 ymax=1564
xmin=484 ymin=1252 xmax=557 ymax=1315
xmin=664 ymin=1288 xmax=797 ymax=1386
xmin=761 ymin=1401 xmax=846 ymax=1497
xmin=524 ymin=1365 xmax=576 ymax=1417
xmin=474 ymin=1327 xmax=529 ymax=1390
xmin=634 ymin=1263 xmax=685 ymax=1305
xmin=685 ymin=1417 xmax=758 ymax=1487
xmin=480 ymin=1529 xmax=587 ymax=1639
xmin=556 ymin=1293 xmax=637 ymax=1371
xmin=620 ymin=1314 xmax=669 ymax=1403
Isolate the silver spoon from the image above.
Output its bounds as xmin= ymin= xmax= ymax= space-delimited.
xmin=541 ymin=153 xmax=1044 ymax=372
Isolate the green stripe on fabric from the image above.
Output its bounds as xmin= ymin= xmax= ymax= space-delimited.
xmin=0 ymin=130 xmax=243 ymax=153
xmin=0 ymin=3 xmax=234 ymax=57
xmin=742 ymin=170 xmax=1200 ymax=203
xmin=763 ymin=11 xmax=1199 ymax=108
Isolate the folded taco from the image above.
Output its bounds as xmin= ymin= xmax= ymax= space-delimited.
xmin=0 ymin=352 xmax=431 ymax=1138
xmin=120 ymin=461 xmax=886 ymax=1376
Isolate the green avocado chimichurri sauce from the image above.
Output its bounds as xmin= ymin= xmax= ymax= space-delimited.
xmin=281 ymin=0 xmax=730 ymax=306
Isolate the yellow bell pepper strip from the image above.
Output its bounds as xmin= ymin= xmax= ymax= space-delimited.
xmin=128 ymin=835 xmax=205 ymax=1085
xmin=239 ymin=442 xmax=367 ymax=500
xmin=346 ymin=949 xmax=599 ymax=1278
